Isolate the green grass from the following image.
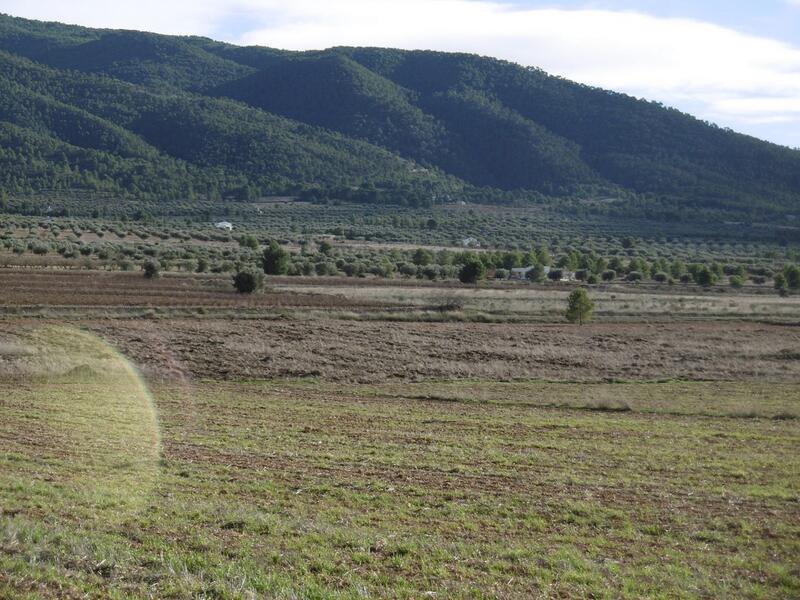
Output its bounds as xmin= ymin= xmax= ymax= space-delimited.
xmin=1 ymin=373 xmax=799 ymax=598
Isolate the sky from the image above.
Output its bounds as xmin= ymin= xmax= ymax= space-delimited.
xmin=2 ymin=0 xmax=800 ymax=148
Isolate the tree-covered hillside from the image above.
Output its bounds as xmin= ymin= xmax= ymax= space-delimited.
xmin=0 ymin=13 xmax=798 ymax=219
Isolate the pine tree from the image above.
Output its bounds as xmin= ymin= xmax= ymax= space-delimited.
xmin=565 ymin=288 xmax=594 ymax=325
xmin=262 ymin=241 xmax=289 ymax=275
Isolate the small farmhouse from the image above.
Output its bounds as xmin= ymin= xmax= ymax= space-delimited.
xmin=560 ymin=271 xmax=577 ymax=282
xmin=214 ymin=221 xmax=234 ymax=231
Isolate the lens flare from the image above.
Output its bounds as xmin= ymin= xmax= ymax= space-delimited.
xmin=0 ymin=326 xmax=161 ymax=515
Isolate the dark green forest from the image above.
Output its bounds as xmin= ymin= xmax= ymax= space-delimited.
xmin=0 ymin=13 xmax=798 ymax=221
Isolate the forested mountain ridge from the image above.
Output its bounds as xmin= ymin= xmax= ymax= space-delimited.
xmin=0 ymin=12 xmax=798 ymax=218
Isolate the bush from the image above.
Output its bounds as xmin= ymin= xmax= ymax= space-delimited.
xmin=653 ymin=272 xmax=668 ymax=283
xmin=525 ymin=263 xmax=545 ymax=282
xmin=626 ymin=271 xmax=643 ymax=282
xmin=263 ymin=241 xmax=289 ymax=275
xmin=693 ymin=266 xmax=716 ymax=287
xmin=784 ymin=264 xmax=800 ymax=290
xmin=547 ymin=268 xmax=563 ymax=282
xmin=238 ymin=234 xmax=259 ymax=250
xmin=436 ymin=295 xmax=464 ymax=312
xmin=232 ymin=270 xmax=264 ymax=293
xmin=398 ymin=263 xmax=418 ymax=277
xmin=601 ymin=269 xmax=616 ymax=282
xmin=565 ymin=288 xmax=594 ymax=325
xmin=412 ymin=248 xmax=434 ymax=266
xmin=142 ymin=260 xmax=161 ymax=279
xmin=729 ymin=275 xmax=744 ymax=288
xmin=459 ymin=256 xmax=486 ymax=284
xmin=774 ymin=272 xmax=788 ymax=293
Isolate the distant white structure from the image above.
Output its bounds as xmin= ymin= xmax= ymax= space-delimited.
xmin=462 ymin=237 xmax=480 ymax=248
xmin=560 ymin=271 xmax=577 ymax=282
xmin=214 ymin=221 xmax=233 ymax=231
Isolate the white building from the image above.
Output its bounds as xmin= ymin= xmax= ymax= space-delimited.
xmin=214 ymin=221 xmax=233 ymax=231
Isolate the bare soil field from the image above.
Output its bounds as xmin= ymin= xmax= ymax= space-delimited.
xmin=1 ymin=318 xmax=797 ymax=382
xmin=0 ymin=270 xmax=389 ymax=310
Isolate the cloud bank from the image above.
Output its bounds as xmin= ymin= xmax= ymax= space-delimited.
xmin=3 ymin=0 xmax=800 ymax=147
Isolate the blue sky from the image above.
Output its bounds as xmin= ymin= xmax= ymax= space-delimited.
xmin=3 ymin=0 xmax=800 ymax=148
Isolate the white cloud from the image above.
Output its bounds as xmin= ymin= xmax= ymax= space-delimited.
xmin=0 ymin=0 xmax=228 ymax=35
xmin=3 ymin=0 xmax=800 ymax=147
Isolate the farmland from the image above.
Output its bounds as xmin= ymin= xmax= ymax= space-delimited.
xmin=1 ymin=11 xmax=800 ymax=598
xmin=0 ymin=208 xmax=799 ymax=599
xmin=1 ymin=361 xmax=798 ymax=598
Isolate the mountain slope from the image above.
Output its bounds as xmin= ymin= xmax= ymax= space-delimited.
xmin=0 ymin=40 xmax=453 ymax=203
xmin=0 ymin=13 xmax=798 ymax=217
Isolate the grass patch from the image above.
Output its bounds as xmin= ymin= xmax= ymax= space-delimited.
xmin=0 ymin=372 xmax=798 ymax=597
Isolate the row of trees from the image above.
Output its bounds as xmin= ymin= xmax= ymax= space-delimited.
xmin=129 ymin=238 xmax=798 ymax=294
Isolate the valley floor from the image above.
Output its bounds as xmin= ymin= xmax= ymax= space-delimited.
xmin=0 ymin=271 xmax=798 ymax=598
xmin=1 ymin=376 xmax=798 ymax=598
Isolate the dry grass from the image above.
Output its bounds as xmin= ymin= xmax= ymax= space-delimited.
xmin=276 ymin=283 xmax=800 ymax=320
xmin=0 ymin=318 xmax=795 ymax=383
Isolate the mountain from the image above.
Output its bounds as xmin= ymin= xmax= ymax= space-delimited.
xmin=0 ymin=13 xmax=798 ymax=219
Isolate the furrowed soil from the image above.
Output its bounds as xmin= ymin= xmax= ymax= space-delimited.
xmin=0 ymin=318 xmax=793 ymax=382
xmin=0 ymin=270 xmax=390 ymax=310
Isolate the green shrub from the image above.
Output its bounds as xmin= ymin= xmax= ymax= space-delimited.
xmin=601 ymin=269 xmax=616 ymax=282
xmin=263 ymin=241 xmax=289 ymax=275
xmin=238 ymin=234 xmax=259 ymax=250
xmin=692 ymin=266 xmax=716 ymax=287
xmin=232 ymin=270 xmax=264 ymax=293
xmin=459 ymin=256 xmax=486 ymax=284
xmin=626 ymin=271 xmax=643 ymax=282
xmin=143 ymin=260 xmax=161 ymax=279
xmin=784 ymin=264 xmax=800 ymax=290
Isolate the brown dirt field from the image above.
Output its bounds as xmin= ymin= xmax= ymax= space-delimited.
xmin=1 ymin=318 xmax=795 ymax=382
xmin=0 ymin=269 xmax=390 ymax=309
